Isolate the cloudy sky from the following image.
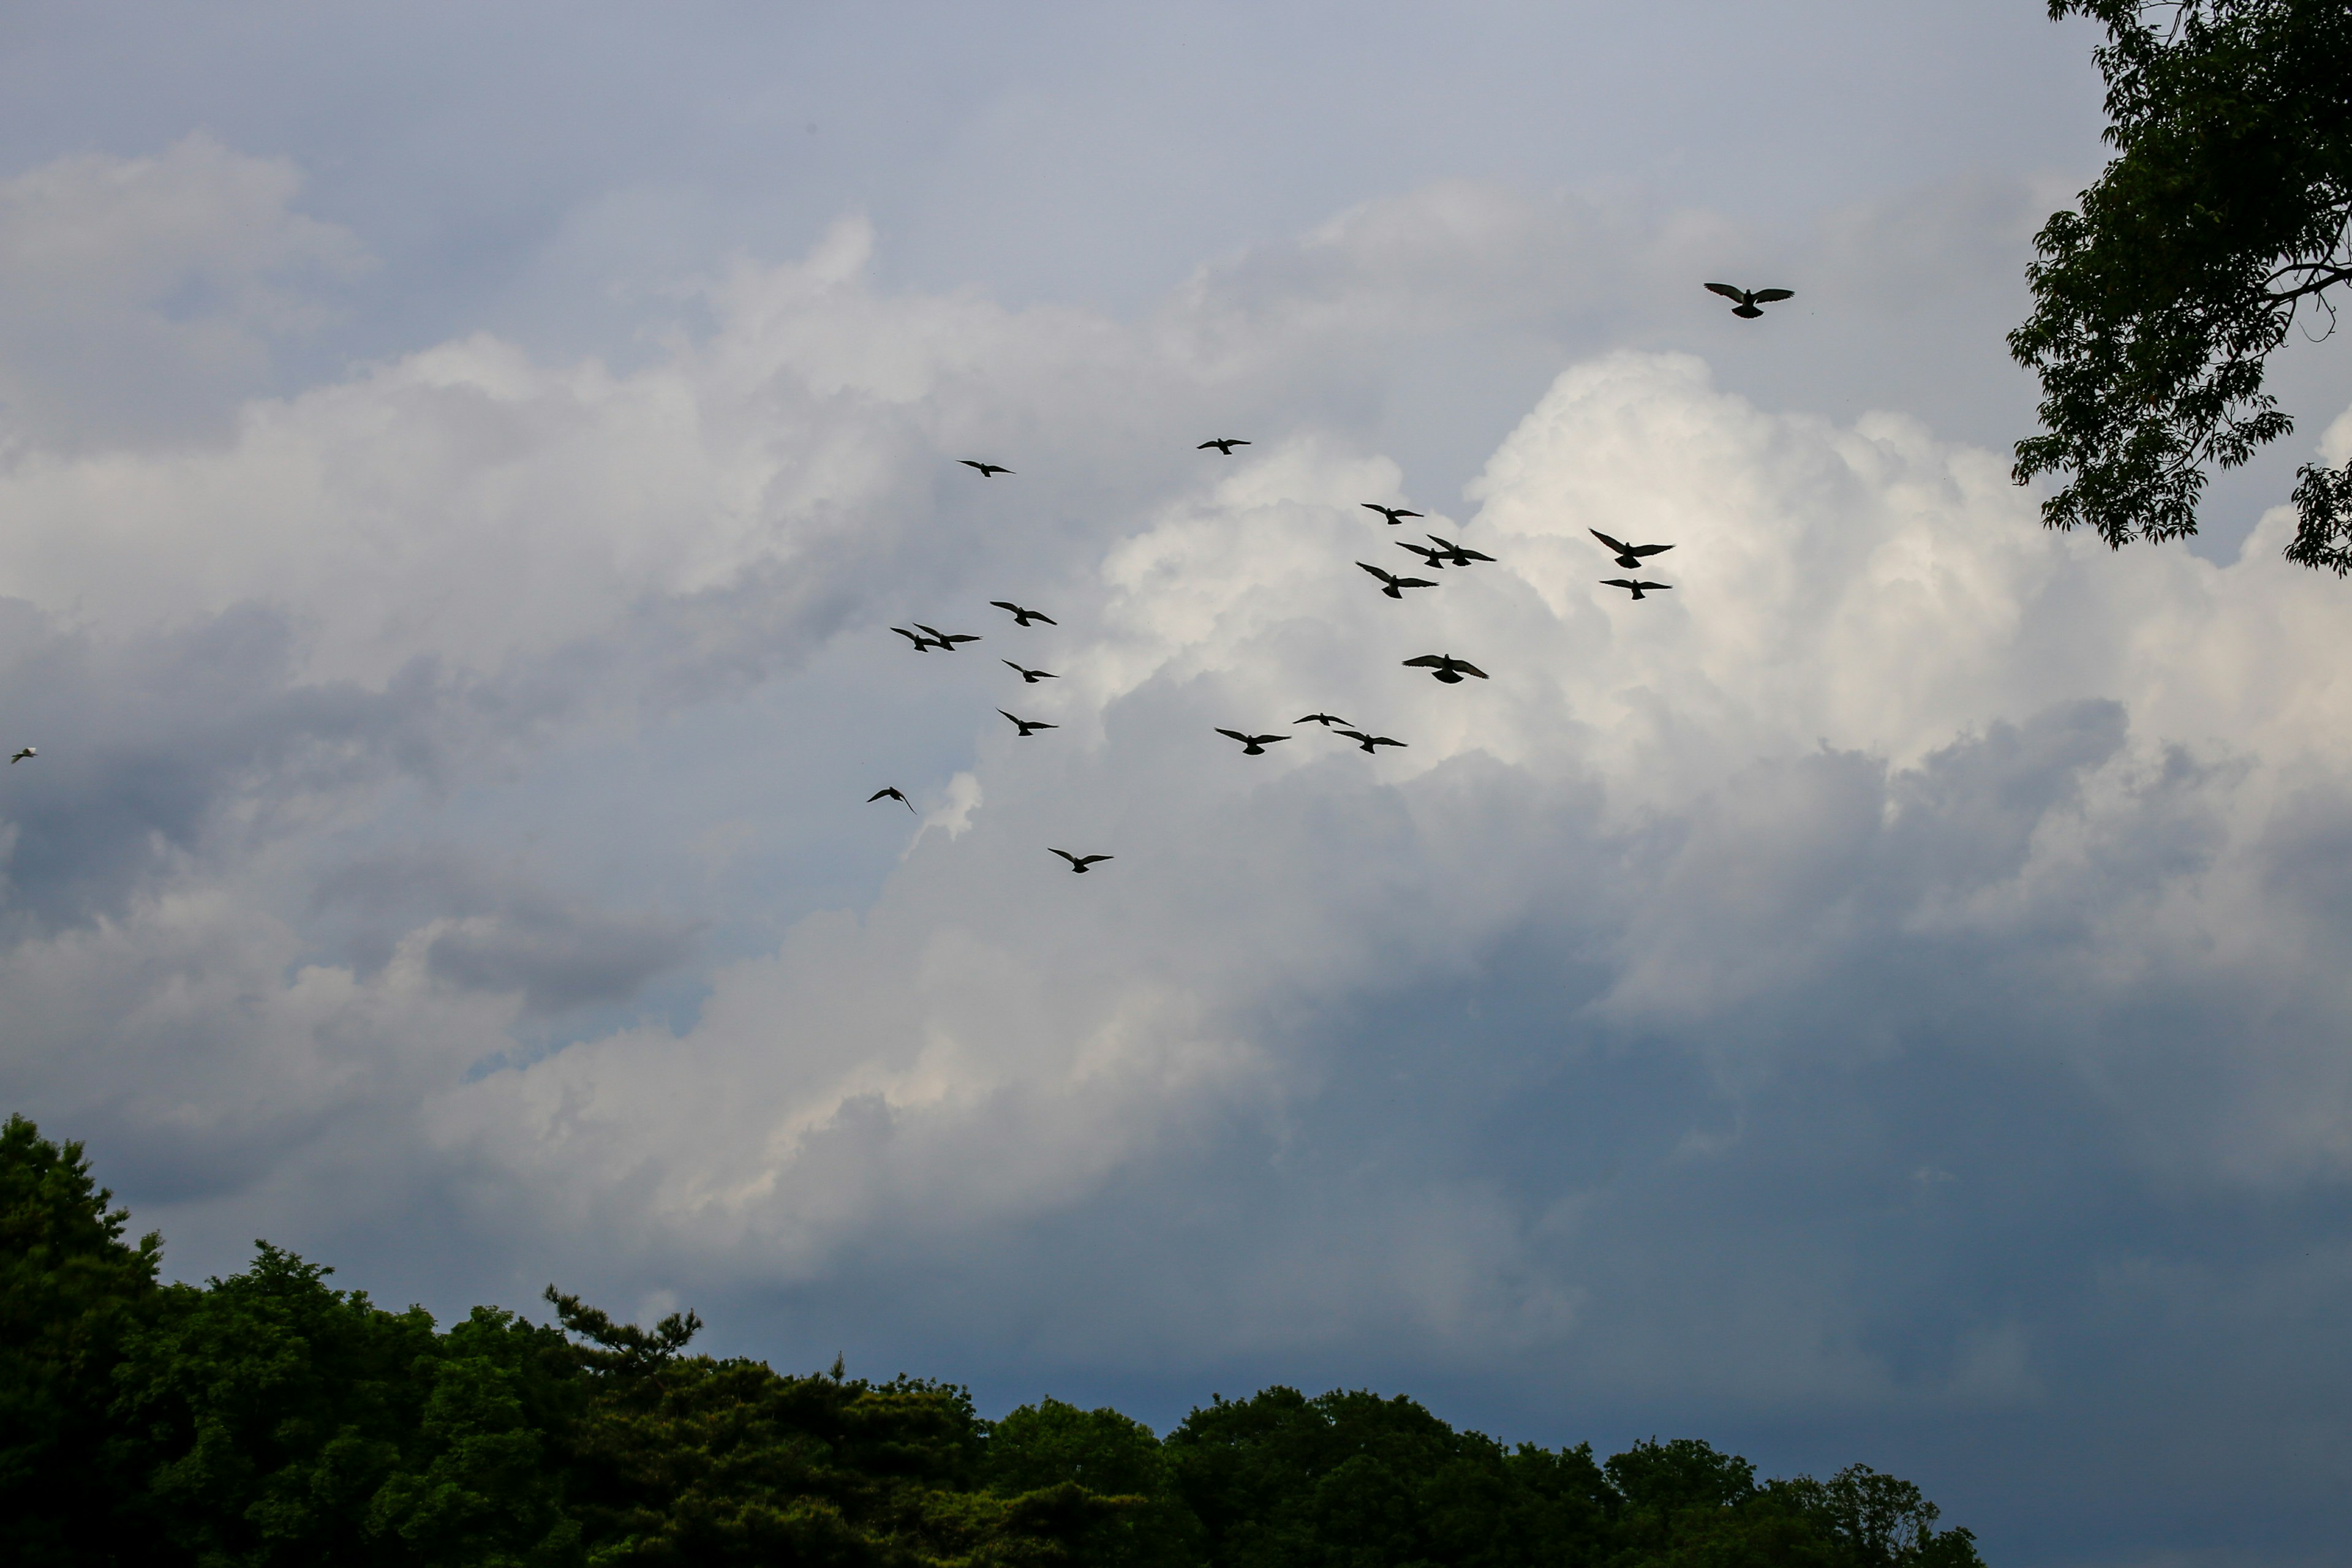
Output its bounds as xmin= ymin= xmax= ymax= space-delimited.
xmin=4 ymin=4 xmax=2351 ymax=1563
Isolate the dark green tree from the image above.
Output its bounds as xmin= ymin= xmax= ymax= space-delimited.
xmin=985 ymin=1398 xmax=1201 ymax=1567
xmin=2008 ymin=0 xmax=2352 ymax=568
xmin=0 ymin=1115 xmax=165 ymax=1567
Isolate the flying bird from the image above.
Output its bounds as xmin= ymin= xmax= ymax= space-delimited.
xmin=1050 ymin=848 xmax=1114 ymax=873
xmin=7 ymin=747 xmax=32 ymax=764
xmin=867 ymin=786 xmax=917 ymax=813
xmin=892 ymin=626 xmax=942 ymax=651
xmin=1361 ymin=503 xmax=1423 ymax=525
xmin=1403 ymin=654 xmax=1488 ymax=684
xmin=1000 ymin=710 xmax=1059 ymax=737
xmin=914 ymin=624 xmax=981 ymax=649
xmin=1197 ymin=439 xmax=1251 ymax=454
xmin=1295 ymin=712 xmax=1351 ymax=728
xmin=1335 ymin=730 xmax=1406 ymax=754
xmin=1216 ymin=729 xmax=1289 ymax=755
xmin=959 ymin=459 xmax=1012 ymax=477
xmin=1589 ymin=529 xmax=1674 ymax=569
xmin=1357 ymin=562 xmax=1438 ymax=599
xmin=990 ymin=601 xmax=1057 ymax=627
xmin=1395 ymin=540 xmax=1449 ymax=570
xmin=1601 ymin=578 xmax=1673 ymax=601
xmin=1704 ymin=282 xmax=1795 ymax=319
xmin=1003 ymin=660 xmax=1058 ymax=684
xmin=1425 ymin=534 xmax=1494 ymax=567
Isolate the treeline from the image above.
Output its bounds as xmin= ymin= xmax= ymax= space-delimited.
xmin=4 ymin=1115 xmax=1984 ymax=1566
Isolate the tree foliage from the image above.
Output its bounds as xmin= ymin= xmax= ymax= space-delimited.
xmin=2010 ymin=0 xmax=2352 ymax=567
xmin=0 ymin=1114 xmax=1988 ymax=1567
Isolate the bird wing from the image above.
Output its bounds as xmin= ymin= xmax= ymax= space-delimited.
xmin=1000 ymin=710 xmax=1022 ymax=724
xmin=1392 ymin=576 xmax=1437 ymax=589
xmin=1704 ymin=282 xmax=1747 ymax=301
xmin=989 ymin=601 xmax=1023 ymax=615
xmin=1355 ymin=561 xmax=1395 ymax=582
xmin=938 ymin=633 xmax=980 ymax=644
xmin=1028 ymin=612 xmax=1056 ymax=625
xmin=1752 ymin=288 xmax=1794 ymax=303
xmin=1360 ymin=503 xmax=1393 ymax=516
xmin=1458 ymin=548 xmax=1495 ymax=562
xmin=1602 ymin=578 xmax=1638 ymax=590
xmin=1077 ymin=855 xmax=1112 ymax=866
xmin=1049 ymin=849 xmax=1079 ymax=864
xmin=1628 ymin=543 xmax=1673 ymax=557
xmin=1452 ymin=660 xmax=1488 ymax=678
xmin=1635 ymin=582 xmax=1673 ymax=591
xmin=1402 ymin=655 xmax=1446 ymax=668
xmin=867 ymin=788 xmax=895 ymax=801
xmin=1216 ymin=728 xmax=1251 ymax=744
xmin=892 ymin=627 xmax=924 ymax=643
xmin=1253 ymin=734 xmax=1289 ymax=745
xmin=1197 ymin=440 xmax=1221 ymax=450
xmin=1589 ymin=529 xmax=1632 ymax=554
xmin=1371 ymin=736 xmax=1406 ymax=748
xmin=1336 ymin=729 xmax=1373 ymax=744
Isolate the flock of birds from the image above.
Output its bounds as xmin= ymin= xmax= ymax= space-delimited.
xmin=868 ymin=281 xmax=1796 ymax=874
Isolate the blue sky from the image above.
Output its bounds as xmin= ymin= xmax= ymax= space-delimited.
xmin=2 ymin=6 xmax=2350 ymax=1565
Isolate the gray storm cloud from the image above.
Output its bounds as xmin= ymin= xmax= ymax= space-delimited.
xmin=0 ymin=134 xmax=2347 ymax=1567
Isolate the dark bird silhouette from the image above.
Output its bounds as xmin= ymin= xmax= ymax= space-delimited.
xmin=1362 ymin=503 xmax=1423 ymax=525
xmin=867 ymin=786 xmax=917 ymax=813
xmin=1357 ymin=562 xmax=1438 ymax=599
xmin=1704 ymin=282 xmax=1795 ymax=319
xmin=1601 ymin=578 xmax=1673 ymax=601
xmin=990 ymin=601 xmax=1057 ymax=627
xmin=1425 ymin=534 xmax=1494 ymax=567
xmin=8 ymin=747 xmax=33 ymax=764
xmin=1000 ymin=710 xmax=1058 ymax=737
xmin=1396 ymin=540 xmax=1449 ymax=570
xmin=1295 ymin=712 xmax=1351 ymax=728
xmin=1197 ymin=439 xmax=1251 ymax=454
xmin=892 ymin=626 xmax=942 ymax=651
xmin=1003 ymin=660 xmax=1058 ymax=684
xmin=1335 ymin=729 xmax=1406 ymax=754
xmin=1589 ymin=529 xmax=1674 ymax=569
xmin=1403 ymin=654 xmax=1488 ymax=684
xmin=960 ymin=459 xmax=1012 ymax=477
xmin=1050 ymin=849 xmax=1113 ymax=873
xmin=1216 ymin=728 xmax=1289 ymax=755
xmin=914 ymin=624 xmax=981 ymax=649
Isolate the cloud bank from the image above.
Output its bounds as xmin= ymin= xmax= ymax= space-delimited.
xmin=0 ymin=145 xmax=2347 ymax=1567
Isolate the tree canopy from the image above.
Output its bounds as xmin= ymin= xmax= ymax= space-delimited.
xmin=2010 ymin=0 xmax=2352 ymax=569
xmin=1 ymin=1114 xmax=1986 ymax=1567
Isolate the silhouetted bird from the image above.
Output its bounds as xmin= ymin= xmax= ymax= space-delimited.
xmin=1601 ymin=578 xmax=1673 ymax=601
xmin=1357 ymin=562 xmax=1438 ymax=599
xmin=1704 ymin=282 xmax=1794 ymax=319
xmin=7 ymin=747 xmax=32 ymax=764
xmin=892 ymin=626 xmax=942 ymax=651
xmin=1403 ymin=654 xmax=1488 ymax=684
xmin=990 ymin=601 xmax=1057 ymax=627
xmin=1295 ymin=712 xmax=1351 ymax=728
xmin=1003 ymin=660 xmax=1058 ymax=684
xmin=867 ymin=786 xmax=917 ymax=813
xmin=914 ymin=624 xmax=981 ymax=649
xmin=1050 ymin=849 xmax=1113 ymax=872
xmin=1197 ymin=439 xmax=1251 ymax=454
xmin=1589 ymin=529 xmax=1674 ymax=569
xmin=1001 ymin=710 xmax=1058 ymax=737
xmin=1425 ymin=534 xmax=1494 ymax=567
xmin=1335 ymin=729 xmax=1406 ymax=754
xmin=1362 ymin=503 xmax=1423 ymax=525
xmin=1216 ymin=729 xmax=1289 ymax=755
xmin=1396 ymin=540 xmax=1449 ymax=570
xmin=960 ymin=459 xmax=1012 ymax=477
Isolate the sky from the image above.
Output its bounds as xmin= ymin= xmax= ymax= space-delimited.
xmin=1 ymin=4 xmax=2349 ymax=1564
